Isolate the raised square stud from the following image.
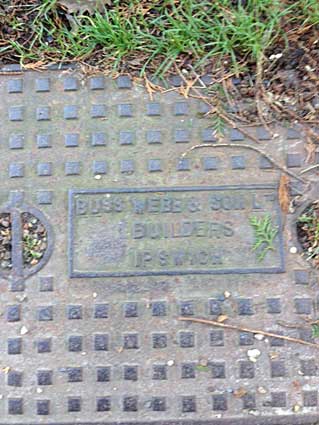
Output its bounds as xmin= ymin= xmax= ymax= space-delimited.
xmin=6 ymin=305 xmax=21 ymax=322
xmin=124 ymin=365 xmax=138 ymax=381
xmin=174 ymin=102 xmax=188 ymax=116
xmin=239 ymin=332 xmax=254 ymax=346
xmin=7 ymin=370 xmax=22 ymax=386
xmin=68 ymin=397 xmax=81 ymax=412
xmin=97 ymin=366 xmax=110 ymax=382
xmin=94 ymin=304 xmax=108 ymax=318
xmin=259 ymin=155 xmax=273 ymax=169
xmin=8 ymin=338 xmax=22 ymax=355
xmin=124 ymin=302 xmax=138 ymax=318
xmin=37 ymin=191 xmax=53 ymax=205
xmin=180 ymin=301 xmax=194 ymax=316
xmin=294 ymin=298 xmax=312 ymax=314
xmin=120 ymin=160 xmax=134 ymax=174
xmin=231 ymin=155 xmax=246 ymax=169
xmin=36 ymin=400 xmax=50 ymax=415
xmin=230 ymin=129 xmax=244 ymax=141
xmin=9 ymin=106 xmax=23 ymax=121
xmin=237 ymin=298 xmax=254 ymax=315
xmin=8 ymin=79 xmax=23 ymax=93
xmin=147 ymin=103 xmax=161 ymax=116
xmin=97 ymin=397 xmax=111 ymax=412
xmin=256 ymin=127 xmax=271 ymax=140
xmin=36 ymin=107 xmax=50 ymax=121
xmin=37 ymin=369 xmax=53 ymax=385
xmin=123 ymin=333 xmax=139 ymax=349
xmin=91 ymin=132 xmax=107 ymax=146
xmin=300 ymin=359 xmax=317 ymax=376
xmin=151 ymin=301 xmax=166 ymax=316
xmin=287 ymin=153 xmax=302 ymax=168
xmin=9 ymin=134 xmax=24 ymax=149
xmin=212 ymin=394 xmax=227 ymax=411
xmin=37 ymin=162 xmax=52 ymax=176
xmin=35 ymin=78 xmax=50 ymax=92
xmin=67 ymin=305 xmax=82 ymax=319
xmin=64 ymin=105 xmax=78 ymax=120
xmin=211 ymin=362 xmax=226 ymax=379
xmin=239 ymin=361 xmax=255 ymax=379
xmin=89 ymin=76 xmax=105 ymax=90
xmin=152 ymin=333 xmax=167 ymax=349
xmin=118 ymin=104 xmax=133 ymax=117
xmin=116 ymin=75 xmax=132 ymax=89
xmin=67 ymin=367 xmax=82 ymax=382
xmin=271 ymin=361 xmax=286 ymax=378
xmin=65 ymin=133 xmax=79 ymax=147
xmin=181 ymin=363 xmax=196 ymax=379
xmin=37 ymin=306 xmax=53 ymax=321
xmin=242 ymin=394 xmax=256 ymax=410
xmin=175 ymin=129 xmax=190 ymax=143
xmin=179 ymin=331 xmax=195 ymax=348
xmin=152 ymin=397 xmax=166 ymax=411
xmin=294 ymin=270 xmax=309 ymax=285
xmin=64 ymin=77 xmax=78 ymax=91
xmin=152 ymin=364 xmax=167 ymax=380
xmin=91 ymin=104 xmax=107 ymax=118
xmin=37 ymin=134 xmax=51 ymax=148
xmin=9 ymin=163 xmax=24 ymax=178
xmin=119 ymin=131 xmax=134 ymax=145
xmin=68 ymin=335 xmax=82 ymax=352
xmin=8 ymin=398 xmax=23 ymax=415
xmin=123 ymin=396 xmax=138 ymax=412
xmin=182 ymin=396 xmax=196 ymax=412
xmin=303 ymin=391 xmax=318 ymax=407
xmin=287 ymin=128 xmax=300 ymax=139
xmin=93 ymin=161 xmax=107 ymax=175
xmin=39 ymin=276 xmax=54 ymax=292
xmin=147 ymin=130 xmax=161 ymax=144
xmin=266 ymin=298 xmax=281 ymax=314
xmin=210 ymin=330 xmax=224 ymax=346
xmin=177 ymin=158 xmax=190 ymax=171
xmin=271 ymin=392 xmax=286 ymax=407
xmin=202 ymin=128 xmax=216 ymax=142
xmin=148 ymin=159 xmax=162 ymax=172
xmin=65 ymin=162 xmax=81 ymax=175
xmin=37 ymin=338 xmax=52 ymax=353
xmin=94 ymin=334 xmax=109 ymax=351
xmin=203 ymin=157 xmax=219 ymax=170
xmin=209 ymin=299 xmax=222 ymax=316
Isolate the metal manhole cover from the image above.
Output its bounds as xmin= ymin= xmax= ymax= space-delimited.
xmin=0 ymin=68 xmax=318 ymax=425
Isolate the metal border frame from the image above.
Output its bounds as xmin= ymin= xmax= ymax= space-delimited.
xmin=68 ymin=184 xmax=285 ymax=278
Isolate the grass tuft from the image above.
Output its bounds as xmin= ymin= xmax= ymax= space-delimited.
xmin=0 ymin=0 xmax=318 ymax=76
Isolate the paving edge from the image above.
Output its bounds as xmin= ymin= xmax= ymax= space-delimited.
xmin=2 ymin=415 xmax=319 ymax=425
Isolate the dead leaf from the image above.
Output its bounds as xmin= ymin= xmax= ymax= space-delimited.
xmin=233 ymin=387 xmax=247 ymax=398
xmin=292 ymin=380 xmax=302 ymax=391
xmin=217 ymin=315 xmax=228 ymax=323
xmin=269 ymin=351 xmax=279 ymax=360
xmin=278 ymin=174 xmax=290 ymax=214
xmin=57 ymin=0 xmax=111 ymax=14
xmin=305 ymin=136 xmax=316 ymax=163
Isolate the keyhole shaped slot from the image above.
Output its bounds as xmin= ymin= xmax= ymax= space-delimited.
xmin=0 ymin=212 xmax=48 ymax=272
xmin=0 ymin=213 xmax=12 ymax=270
xmin=22 ymin=212 xmax=48 ymax=268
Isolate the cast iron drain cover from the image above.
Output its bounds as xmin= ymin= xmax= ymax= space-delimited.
xmin=0 ymin=68 xmax=318 ymax=425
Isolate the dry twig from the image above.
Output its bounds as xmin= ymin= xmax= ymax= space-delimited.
xmin=182 ymin=142 xmax=308 ymax=184
xmin=179 ymin=317 xmax=319 ymax=349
